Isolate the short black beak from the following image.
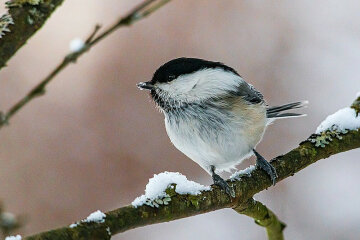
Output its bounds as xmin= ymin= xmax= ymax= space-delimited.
xmin=137 ymin=81 xmax=154 ymax=90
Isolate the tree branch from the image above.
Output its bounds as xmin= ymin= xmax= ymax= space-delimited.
xmin=234 ymin=198 xmax=285 ymax=240
xmin=0 ymin=0 xmax=171 ymax=129
xmin=0 ymin=0 xmax=65 ymax=69
xmin=23 ymin=97 xmax=360 ymax=240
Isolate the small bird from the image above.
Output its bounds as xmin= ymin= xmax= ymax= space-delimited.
xmin=137 ymin=57 xmax=307 ymax=197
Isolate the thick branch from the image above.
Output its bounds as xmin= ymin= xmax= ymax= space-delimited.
xmin=0 ymin=0 xmax=65 ymax=69
xmin=0 ymin=0 xmax=171 ymax=129
xmin=24 ymin=97 xmax=360 ymax=239
xmin=234 ymin=199 xmax=285 ymax=240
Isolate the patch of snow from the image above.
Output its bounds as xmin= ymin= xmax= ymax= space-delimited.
xmin=68 ymin=210 xmax=106 ymax=228
xmin=69 ymin=38 xmax=85 ymax=52
xmin=1 ymin=212 xmax=16 ymax=225
xmin=82 ymin=210 xmax=106 ymax=223
xmin=316 ymin=107 xmax=360 ymax=134
xmin=356 ymin=91 xmax=360 ymax=98
xmin=230 ymin=165 xmax=256 ymax=181
xmin=132 ymin=172 xmax=210 ymax=208
xmin=69 ymin=223 xmax=78 ymax=228
xmin=69 ymin=210 xmax=106 ymax=228
xmin=5 ymin=235 xmax=21 ymax=240
xmin=131 ymin=195 xmax=147 ymax=207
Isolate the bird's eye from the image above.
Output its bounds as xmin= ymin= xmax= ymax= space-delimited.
xmin=168 ymin=75 xmax=176 ymax=81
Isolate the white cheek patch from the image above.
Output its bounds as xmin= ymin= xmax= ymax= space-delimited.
xmin=158 ymin=75 xmax=197 ymax=96
xmin=157 ymin=68 xmax=243 ymax=102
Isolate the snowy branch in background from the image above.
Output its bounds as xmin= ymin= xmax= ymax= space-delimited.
xmin=0 ymin=203 xmax=22 ymax=239
xmin=22 ymin=94 xmax=360 ymax=240
xmin=0 ymin=0 xmax=65 ymax=69
xmin=0 ymin=0 xmax=171 ymax=130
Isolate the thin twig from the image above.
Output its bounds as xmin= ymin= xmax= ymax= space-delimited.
xmin=0 ymin=0 xmax=171 ymax=129
xmin=0 ymin=203 xmax=22 ymax=238
xmin=85 ymin=24 xmax=101 ymax=44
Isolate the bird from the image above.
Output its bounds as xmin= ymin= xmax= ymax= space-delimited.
xmin=137 ymin=57 xmax=307 ymax=197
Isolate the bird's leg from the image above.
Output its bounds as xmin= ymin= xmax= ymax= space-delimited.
xmin=253 ymin=149 xmax=278 ymax=185
xmin=210 ymin=165 xmax=235 ymax=197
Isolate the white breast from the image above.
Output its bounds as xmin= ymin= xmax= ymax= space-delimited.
xmin=164 ymin=102 xmax=267 ymax=174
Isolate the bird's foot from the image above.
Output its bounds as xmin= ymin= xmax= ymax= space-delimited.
xmin=211 ymin=166 xmax=235 ymax=197
xmin=253 ymin=149 xmax=278 ymax=186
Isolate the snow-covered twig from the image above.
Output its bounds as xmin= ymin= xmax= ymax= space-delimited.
xmin=0 ymin=203 xmax=22 ymax=239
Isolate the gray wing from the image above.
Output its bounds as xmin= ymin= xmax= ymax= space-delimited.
xmin=236 ymin=82 xmax=265 ymax=104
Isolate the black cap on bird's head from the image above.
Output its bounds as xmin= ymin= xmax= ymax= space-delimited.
xmin=137 ymin=57 xmax=239 ymax=90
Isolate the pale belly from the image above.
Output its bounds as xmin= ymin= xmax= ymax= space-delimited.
xmin=164 ymin=106 xmax=267 ymax=173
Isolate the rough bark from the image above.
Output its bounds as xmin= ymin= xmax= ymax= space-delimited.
xmin=0 ymin=0 xmax=64 ymax=69
xmin=234 ymin=199 xmax=286 ymax=240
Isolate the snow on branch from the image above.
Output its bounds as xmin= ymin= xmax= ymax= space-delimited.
xmin=5 ymin=235 xmax=22 ymax=240
xmin=23 ymin=95 xmax=360 ymax=240
xmin=309 ymin=91 xmax=360 ymax=148
xmin=316 ymin=107 xmax=360 ymax=134
xmin=0 ymin=203 xmax=22 ymax=239
xmin=132 ymin=172 xmax=210 ymax=208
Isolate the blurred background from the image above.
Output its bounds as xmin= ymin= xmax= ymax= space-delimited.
xmin=1 ymin=0 xmax=360 ymax=239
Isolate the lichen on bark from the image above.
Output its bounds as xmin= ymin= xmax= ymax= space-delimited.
xmin=0 ymin=0 xmax=64 ymax=69
xmin=6 ymin=0 xmax=43 ymax=7
xmin=234 ymin=198 xmax=286 ymax=240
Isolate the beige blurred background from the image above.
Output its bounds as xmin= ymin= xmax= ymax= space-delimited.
xmin=1 ymin=0 xmax=360 ymax=239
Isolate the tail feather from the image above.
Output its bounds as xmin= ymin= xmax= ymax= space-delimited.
xmin=266 ymin=101 xmax=308 ymax=119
